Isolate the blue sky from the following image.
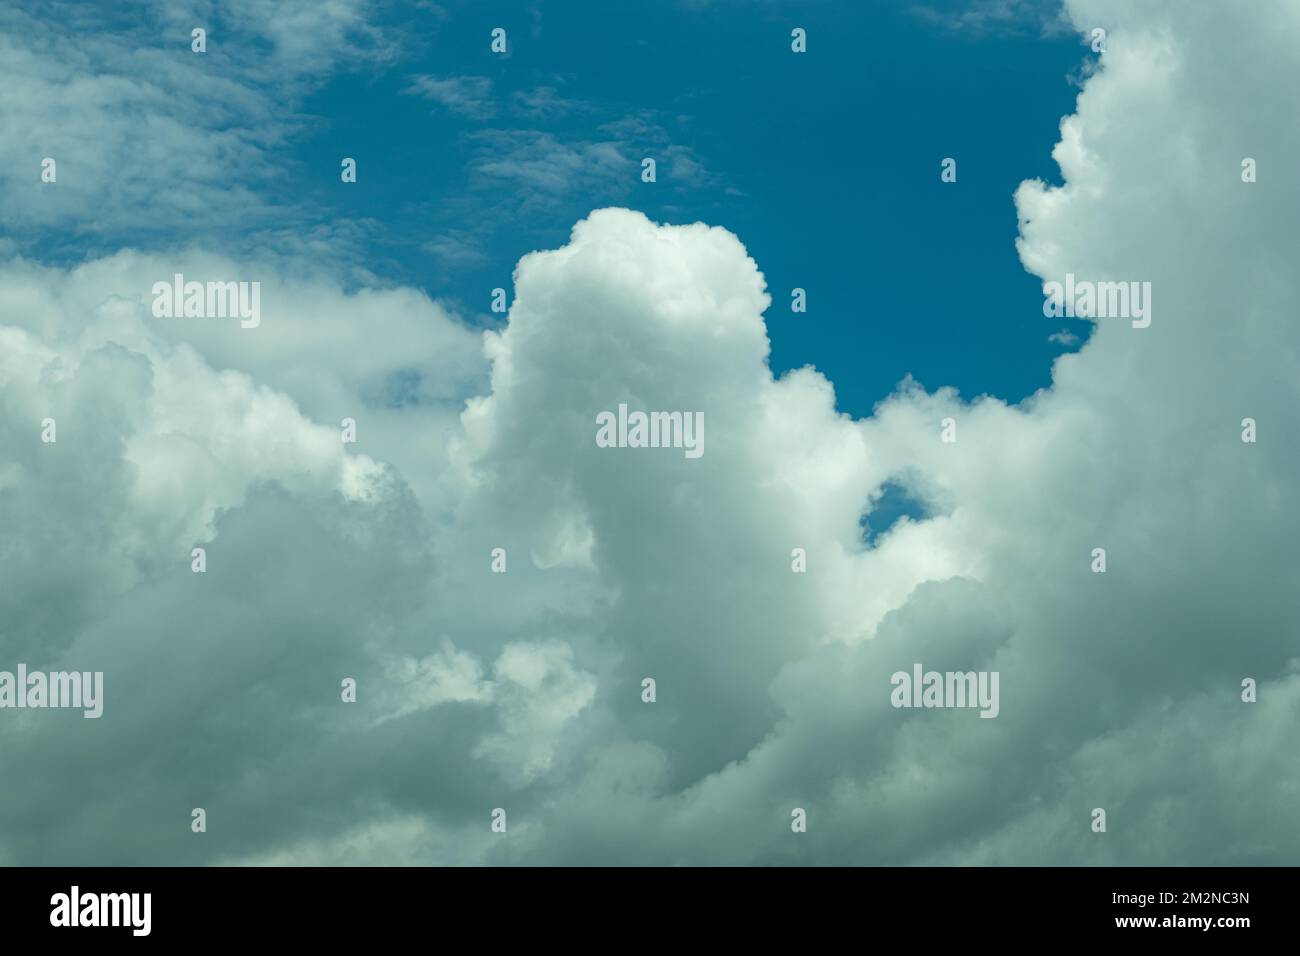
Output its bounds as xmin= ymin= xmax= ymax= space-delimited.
xmin=11 ymin=0 xmax=1086 ymax=415
xmin=3 ymin=0 xmax=1090 ymax=609
xmin=290 ymin=0 xmax=1085 ymax=415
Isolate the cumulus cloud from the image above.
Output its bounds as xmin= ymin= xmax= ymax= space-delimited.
xmin=2 ymin=0 xmax=1298 ymax=866
xmin=0 ymin=250 xmax=486 ymax=512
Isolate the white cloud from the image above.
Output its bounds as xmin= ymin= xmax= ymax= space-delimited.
xmin=474 ymin=642 xmax=597 ymax=786
xmin=511 ymin=85 xmax=587 ymax=120
xmin=0 ymin=0 xmax=392 ymax=241
xmin=2 ymin=0 xmax=1298 ymax=866
xmin=913 ymin=0 xmax=1071 ymax=36
xmin=403 ymin=75 xmax=497 ymax=119
xmin=468 ymin=130 xmax=632 ymax=202
xmin=0 ymin=250 xmax=486 ymax=512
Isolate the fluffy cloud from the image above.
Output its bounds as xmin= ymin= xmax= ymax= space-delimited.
xmin=2 ymin=0 xmax=1298 ymax=866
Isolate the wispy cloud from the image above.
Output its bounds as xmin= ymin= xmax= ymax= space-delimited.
xmin=0 ymin=0 xmax=397 ymax=253
xmin=423 ymin=231 xmax=491 ymax=270
xmin=468 ymin=130 xmax=632 ymax=204
xmin=510 ymin=85 xmax=588 ymax=120
xmin=403 ymin=74 xmax=498 ymax=119
xmin=912 ymin=0 xmax=1071 ymax=37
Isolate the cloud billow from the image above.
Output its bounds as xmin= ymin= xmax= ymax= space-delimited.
xmin=1 ymin=0 xmax=1298 ymax=865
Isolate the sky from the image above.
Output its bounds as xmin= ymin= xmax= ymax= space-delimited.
xmin=8 ymin=0 xmax=1086 ymax=414
xmin=299 ymin=0 xmax=1085 ymax=415
xmin=0 ymin=0 xmax=1298 ymax=866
